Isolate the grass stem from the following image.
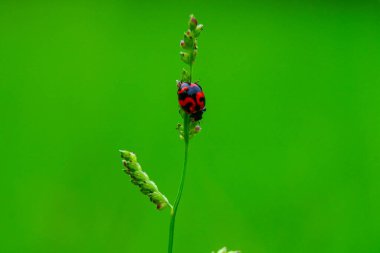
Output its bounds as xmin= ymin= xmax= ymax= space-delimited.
xmin=168 ymin=113 xmax=190 ymax=253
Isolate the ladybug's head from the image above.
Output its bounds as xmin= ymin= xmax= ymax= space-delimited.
xmin=177 ymin=81 xmax=190 ymax=90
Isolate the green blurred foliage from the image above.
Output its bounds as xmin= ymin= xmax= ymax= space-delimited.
xmin=1 ymin=1 xmax=379 ymax=252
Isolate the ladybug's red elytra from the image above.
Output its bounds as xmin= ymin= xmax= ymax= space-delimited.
xmin=177 ymin=82 xmax=206 ymax=121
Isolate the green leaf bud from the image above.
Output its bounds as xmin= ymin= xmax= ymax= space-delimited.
xmin=124 ymin=160 xmax=142 ymax=172
xmin=149 ymin=192 xmax=169 ymax=210
xmin=157 ymin=202 xmax=168 ymax=210
xmin=180 ymin=51 xmax=191 ymax=64
xmin=140 ymin=180 xmax=158 ymax=194
xmin=122 ymin=160 xmax=130 ymax=172
xmin=194 ymin=24 xmax=204 ymax=37
xmin=180 ymin=40 xmax=187 ymax=49
xmin=132 ymin=170 xmax=149 ymax=182
xmin=189 ymin=14 xmax=198 ymax=31
xmin=149 ymin=192 xmax=163 ymax=203
xmin=180 ymin=40 xmax=192 ymax=50
xmin=119 ymin=150 xmax=137 ymax=162
xmin=183 ymin=31 xmax=194 ymax=48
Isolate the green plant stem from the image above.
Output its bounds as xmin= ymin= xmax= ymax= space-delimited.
xmin=168 ymin=30 xmax=195 ymax=253
xmin=168 ymin=113 xmax=190 ymax=253
xmin=189 ymin=64 xmax=193 ymax=83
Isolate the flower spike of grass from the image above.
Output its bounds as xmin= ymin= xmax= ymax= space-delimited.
xmin=119 ymin=150 xmax=172 ymax=210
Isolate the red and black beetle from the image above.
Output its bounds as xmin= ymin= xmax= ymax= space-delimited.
xmin=177 ymin=82 xmax=206 ymax=121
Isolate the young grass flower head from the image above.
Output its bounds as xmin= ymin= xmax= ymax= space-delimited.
xmin=119 ymin=150 xmax=171 ymax=210
xmin=177 ymin=14 xmax=205 ymax=140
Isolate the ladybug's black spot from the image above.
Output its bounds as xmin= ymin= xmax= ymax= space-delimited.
xmin=191 ymin=110 xmax=204 ymax=121
xmin=178 ymin=92 xmax=188 ymax=101
xmin=182 ymin=98 xmax=196 ymax=113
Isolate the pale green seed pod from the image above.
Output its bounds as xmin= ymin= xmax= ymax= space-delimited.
xmin=189 ymin=14 xmax=198 ymax=31
xmin=183 ymin=31 xmax=194 ymax=48
xmin=131 ymin=170 xmax=149 ymax=182
xmin=180 ymin=51 xmax=191 ymax=64
xmin=120 ymin=150 xmax=137 ymax=162
xmin=119 ymin=150 xmax=171 ymax=210
xmin=180 ymin=40 xmax=191 ymax=50
xmin=194 ymin=24 xmax=204 ymax=37
xmin=122 ymin=160 xmax=131 ymax=173
xmin=124 ymin=160 xmax=142 ymax=172
xmin=149 ymin=191 xmax=169 ymax=210
xmin=140 ymin=180 xmax=158 ymax=194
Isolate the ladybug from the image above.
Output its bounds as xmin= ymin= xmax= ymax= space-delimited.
xmin=177 ymin=82 xmax=206 ymax=121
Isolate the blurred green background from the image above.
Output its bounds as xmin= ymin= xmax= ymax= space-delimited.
xmin=1 ymin=0 xmax=380 ymax=252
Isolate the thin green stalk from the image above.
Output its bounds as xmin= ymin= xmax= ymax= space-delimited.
xmin=168 ymin=113 xmax=190 ymax=253
xmin=168 ymin=56 xmax=193 ymax=252
xmin=189 ymin=64 xmax=193 ymax=83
